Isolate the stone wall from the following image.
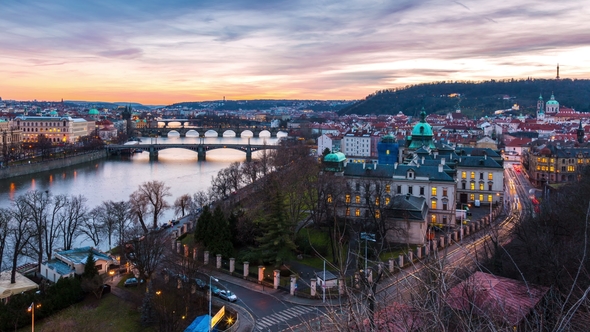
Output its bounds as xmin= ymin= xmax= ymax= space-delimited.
xmin=0 ymin=150 xmax=107 ymax=180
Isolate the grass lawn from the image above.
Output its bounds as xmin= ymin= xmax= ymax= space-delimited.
xmin=19 ymin=294 xmax=150 ymax=332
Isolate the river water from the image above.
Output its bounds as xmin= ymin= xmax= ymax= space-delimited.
xmin=0 ymin=134 xmax=281 ymax=255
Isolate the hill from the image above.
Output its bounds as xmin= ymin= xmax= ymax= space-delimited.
xmin=338 ymin=78 xmax=590 ymax=118
xmin=170 ymin=99 xmax=353 ymax=112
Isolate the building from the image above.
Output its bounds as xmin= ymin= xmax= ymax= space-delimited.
xmin=14 ymin=115 xmax=90 ymax=144
xmin=455 ymin=150 xmax=504 ymax=207
xmin=523 ymin=144 xmax=590 ymax=187
xmin=40 ymin=247 xmax=115 ymax=283
xmin=342 ymin=131 xmax=372 ymax=160
xmin=0 ymin=119 xmax=23 ymax=151
xmin=0 ymin=270 xmax=39 ymax=303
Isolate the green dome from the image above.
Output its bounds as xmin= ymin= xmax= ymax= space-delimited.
xmin=49 ymin=110 xmax=58 ymax=116
xmin=381 ymin=133 xmax=396 ymax=143
xmin=89 ymin=108 xmax=100 ymax=115
xmin=324 ymin=152 xmax=346 ymax=163
xmin=546 ymin=94 xmax=559 ymax=105
xmin=411 ymin=109 xmax=433 ymax=137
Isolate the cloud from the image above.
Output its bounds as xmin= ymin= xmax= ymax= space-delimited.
xmin=97 ymin=48 xmax=143 ymax=59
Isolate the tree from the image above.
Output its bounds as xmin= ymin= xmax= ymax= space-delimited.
xmin=7 ymin=197 xmax=33 ymax=283
xmin=173 ymin=194 xmax=192 ymax=218
xmin=18 ymin=190 xmax=52 ymax=273
xmin=79 ymin=208 xmax=103 ymax=247
xmin=133 ymin=181 xmax=171 ymax=230
xmin=80 ymin=251 xmax=104 ymax=299
xmin=44 ymin=194 xmax=68 ymax=260
xmin=129 ymin=191 xmax=150 ymax=233
xmin=82 ymin=251 xmax=99 ymax=279
xmin=131 ymin=233 xmax=167 ymax=282
xmin=256 ymin=188 xmax=297 ymax=266
xmin=194 ymin=206 xmax=213 ymax=248
xmin=59 ymin=195 xmax=87 ymax=251
xmin=207 ymin=206 xmax=233 ymax=258
xmin=0 ymin=208 xmax=9 ymax=272
xmin=106 ymin=200 xmax=131 ymax=250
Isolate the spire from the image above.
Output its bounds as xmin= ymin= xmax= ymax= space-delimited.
xmin=556 ymin=63 xmax=560 ymax=80
xmin=420 ymin=107 xmax=426 ymax=123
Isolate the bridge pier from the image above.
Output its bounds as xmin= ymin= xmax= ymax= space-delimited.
xmin=197 ymin=145 xmax=206 ymax=161
xmin=246 ymin=146 xmax=252 ymax=162
xmin=149 ymin=146 xmax=158 ymax=160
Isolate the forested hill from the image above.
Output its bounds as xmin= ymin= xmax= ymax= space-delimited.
xmin=338 ymin=79 xmax=590 ymax=117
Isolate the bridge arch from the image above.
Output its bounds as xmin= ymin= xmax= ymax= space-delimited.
xmin=277 ymin=131 xmax=288 ymax=138
xmin=222 ymin=130 xmax=237 ymax=137
xmin=167 ymin=130 xmax=181 ymax=137
xmin=241 ymin=130 xmax=254 ymax=137
xmin=185 ymin=130 xmax=200 ymax=137
xmin=204 ymin=130 xmax=218 ymax=137
xmin=259 ymin=130 xmax=271 ymax=137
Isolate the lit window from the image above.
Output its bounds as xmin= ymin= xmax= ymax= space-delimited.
xmin=375 ymin=197 xmax=380 ymax=205
xmin=385 ymin=184 xmax=391 ymax=193
xmin=346 ymin=208 xmax=350 ymax=216
xmin=355 ymin=208 xmax=361 ymax=217
xmin=488 ymin=172 xmax=493 ymax=180
xmin=375 ymin=210 xmax=380 ymax=218
xmin=479 ymin=194 xmax=484 ymax=201
xmin=345 ymin=194 xmax=351 ymax=204
xmin=470 ymin=182 xmax=475 ymax=190
xmin=479 ymin=183 xmax=484 ymax=190
xmin=355 ymin=195 xmax=361 ymax=204
xmin=568 ymin=165 xmax=575 ymax=172
xmin=470 ymin=194 xmax=475 ymax=201
xmin=431 ymin=187 xmax=437 ymax=196
xmin=431 ymin=200 xmax=437 ymax=209
xmin=461 ymin=171 xmax=466 ymax=179
xmin=431 ymin=215 xmax=436 ymax=223
xmin=470 ymin=172 xmax=475 ymax=179
xmin=488 ymin=194 xmax=492 ymax=202
xmin=385 ymin=197 xmax=390 ymax=205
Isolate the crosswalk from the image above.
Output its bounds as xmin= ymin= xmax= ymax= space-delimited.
xmin=255 ymin=305 xmax=314 ymax=331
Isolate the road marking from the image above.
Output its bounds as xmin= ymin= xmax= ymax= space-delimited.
xmin=255 ymin=306 xmax=314 ymax=331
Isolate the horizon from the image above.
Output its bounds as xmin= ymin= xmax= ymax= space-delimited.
xmin=1 ymin=1 xmax=589 ymax=105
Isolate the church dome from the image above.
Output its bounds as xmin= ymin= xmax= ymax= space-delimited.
xmin=89 ymin=108 xmax=100 ymax=115
xmin=324 ymin=152 xmax=346 ymax=163
xmin=381 ymin=133 xmax=397 ymax=143
xmin=546 ymin=94 xmax=559 ymax=105
xmin=49 ymin=110 xmax=58 ymax=116
xmin=411 ymin=109 xmax=433 ymax=137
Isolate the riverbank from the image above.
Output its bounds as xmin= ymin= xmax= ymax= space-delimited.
xmin=0 ymin=150 xmax=107 ymax=180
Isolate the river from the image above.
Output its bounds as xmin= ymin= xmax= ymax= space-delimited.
xmin=0 ymin=134 xmax=281 ymax=256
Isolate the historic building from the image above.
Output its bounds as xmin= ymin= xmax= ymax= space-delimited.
xmin=523 ymin=143 xmax=590 ymax=187
xmin=14 ymin=115 xmax=90 ymax=143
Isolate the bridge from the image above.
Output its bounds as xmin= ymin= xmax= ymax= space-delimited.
xmin=106 ymin=143 xmax=278 ymax=162
xmin=137 ymin=127 xmax=287 ymax=138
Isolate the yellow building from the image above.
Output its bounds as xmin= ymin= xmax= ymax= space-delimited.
xmin=15 ymin=115 xmax=90 ymax=144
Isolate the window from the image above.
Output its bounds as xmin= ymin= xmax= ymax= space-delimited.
xmin=488 ymin=184 xmax=493 ymax=191
xmin=488 ymin=172 xmax=493 ymax=180
xmin=431 ymin=199 xmax=437 ymax=209
xmin=462 ymin=183 xmax=466 ymax=189
xmin=431 ymin=187 xmax=437 ymax=196
xmin=345 ymin=194 xmax=351 ymax=204
xmin=443 ymin=216 xmax=448 ymax=224
xmin=479 ymin=183 xmax=484 ymax=190
xmin=479 ymin=172 xmax=484 ymax=180
xmin=470 ymin=193 xmax=475 ymax=201
xmin=355 ymin=208 xmax=361 ymax=217
xmin=355 ymin=195 xmax=360 ymax=204
xmin=479 ymin=194 xmax=484 ymax=202
xmin=488 ymin=194 xmax=492 ymax=202
xmin=470 ymin=182 xmax=475 ymax=190
xmin=561 ymin=166 xmax=566 ymax=172
xmin=375 ymin=197 xmax=380 ymax=205
xmin=431 ymin=215 xmax=436 ymax=223
xmin=420 ymin=187 xmax=425 ymax=195
xmin=470 ymin=172 xmax=475 ymax=179
xmin=355 ymin=182 xmax=360 ymax=191
xmin=346 ymin=208 xmax=350 ymax=216
xmin=442 ymin=187 xmax=448 ymax=197
xmin=375 ymin=210 xmax=380 ymax=218
xmin=568 ymin=165 xmax=575 ymax=172
xmin=461 ymin=171 xmax=466 ymax=179
xmin=397 ymin=185 xmax=402 ymax=194
xmin=385 ymin=197 xmax=390 ymax=205
xmin=442 ymin=202 xmax=448 ymax=210
xmin=95 ymin=264 xmax=103 ymax=271
xmin=385 ymin=184 xmax=391 ymax=193
xmin=408 ymin=186 xmax=413 ymax=195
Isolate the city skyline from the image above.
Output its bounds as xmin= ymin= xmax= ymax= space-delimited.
xmin=1 ymin=0 xmax=589 ymax=105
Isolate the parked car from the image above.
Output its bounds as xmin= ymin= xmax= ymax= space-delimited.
xmin=194 ymin=278 xmax=206 ymax=289
xmin=124 ymin=277 xmax=139 ymax=287
xmin=219 ymin=290 xmax=237 ymax=302
xmin=207 ymin=284 xmax=221 ymax=296
xmin=102 ymin=284 xmax=111 ymax=294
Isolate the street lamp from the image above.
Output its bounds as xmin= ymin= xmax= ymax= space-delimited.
xmin=209 ymin=276 xmax=218 ymax=332
xmin=360 ymin=232 xmax=376 ymax=273
xmin=28 ymin=302 xmax=41 ymax=332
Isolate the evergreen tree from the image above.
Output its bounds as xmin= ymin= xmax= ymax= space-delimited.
xmin=256 ymin=190 xmax=297 ymax=266
xmin=194 ymin=205 xmax=212 ymax=247
xmin=208 ymin=206 xmax=234 ymax=257
xmin=82 ymin=251 xmax=99 ymax=279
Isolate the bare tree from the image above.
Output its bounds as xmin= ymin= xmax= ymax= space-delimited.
xmin=129 ymin=190 xmax=150 ymax=233
xmin=18 ymin=190 xmax=52 ymax=273
xmin=59 ymin=195 xmax=88 ymax=251
xmin=226 ymin=161 xmax=244 ymax=193
xmin=107 ymin=200 xmax=131 ymax=250
xmin=7 ymin=197 xmax=33 ymax=283
xmin=0 ymin=208 xmax=9 ymax=272
xmin=79 ymin=208 xmax=103 ymax=247
xmin=132 ymin=181 xmax=171 ymax=230
xmin=173 ymin=194 xmax=192 ymax=218
xmin=44 ymin=194 xmax=68 ymax=260
xmin=130 ymin=232 xmax=168 ymax=282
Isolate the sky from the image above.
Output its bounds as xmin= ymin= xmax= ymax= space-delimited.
xmin=1 ymin=0 xmax=589 ymax=105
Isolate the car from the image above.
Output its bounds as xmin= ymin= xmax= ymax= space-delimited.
xmin=219 ymin=290 xmax=237 ymax=302
xmin=102 ymin=284 xmax=111 ymax=294
xmin=207 ymin=284 xmax=221 ymax=296
xmin=124 ymin=277 xmax=139 ymax=287
xmin=194 ymin=278 xmax=206 ymax=289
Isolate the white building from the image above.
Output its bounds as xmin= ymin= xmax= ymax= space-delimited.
xmin=342 ymin=132 xmax=372 ymax=158
xmin=14 ymin=115 xmax=91 ymax=144
xmin=40 ymin=247 xmax=115 ymax=283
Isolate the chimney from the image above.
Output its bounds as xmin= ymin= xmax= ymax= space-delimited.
xmin=394 ymin=162 xmax=398 ymax=169
xmin=421 ymin=156 xmax=425 ymax=164
xmin=439 ymin=164 xmax=443 ymax=173
xmin=441 ymin=157 xmax=445 ymax=165
xmin=406 ymin=193 xmax=411 ymax=200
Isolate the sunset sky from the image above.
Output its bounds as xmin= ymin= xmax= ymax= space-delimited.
xmin=1 ymin=0 xmax=589 ymax=105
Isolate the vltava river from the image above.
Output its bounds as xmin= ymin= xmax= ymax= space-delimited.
xmin=0 ymin=134 xmax=280 ymax=235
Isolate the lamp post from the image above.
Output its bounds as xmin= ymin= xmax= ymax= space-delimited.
xmin=360 ymin=232 xmax=376 ymax=273
xmin=28 ymin=302 xmax=41 ymax=332
xmin=209 ymin=276 xmax=218 ymax=332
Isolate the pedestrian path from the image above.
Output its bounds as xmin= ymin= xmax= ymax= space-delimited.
xmin=255 ymin=305 xmax=314 ymax=331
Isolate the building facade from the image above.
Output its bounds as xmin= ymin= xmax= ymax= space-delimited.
xmin=14 ymin=116 xmax=90 ymax=144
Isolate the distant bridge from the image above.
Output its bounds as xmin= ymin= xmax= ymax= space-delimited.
xmin=106 ymin=143 xmax=278 ymax=162
xmin=137 ymin=127 xmax=287 ymax=138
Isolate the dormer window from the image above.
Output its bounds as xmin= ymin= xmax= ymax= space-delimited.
xmin=407 ymin=170 xmax=414 ymax=179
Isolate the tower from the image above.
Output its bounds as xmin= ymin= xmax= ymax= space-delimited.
xmin=536 ymin=94 xmax=545 ymax=120
xmin=556 ymin=63 xmax=560 ymax=80
xmin=577 ymin=120 xmax=585 ymax=144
